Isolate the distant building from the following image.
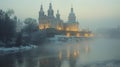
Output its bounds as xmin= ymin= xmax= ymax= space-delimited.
xmin=39 ymin=3 xmax=79 ymax=32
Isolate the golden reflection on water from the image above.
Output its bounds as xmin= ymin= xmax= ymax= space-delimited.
xmin=67 ymin=49 xmax=70 ymax=59
xmin=58 ymin=42 xmax=90 ymax=60
xmin=73 ymin=49 xmax=78 ymax=58
xmin=58 ymin=51 xmax=62 ymax=60
xmin=57 ymin=40 xmax=91 ymax=67
xmin=85 ymin=44 xmax=90 ymax=54
xmin=14 ymin=40 xmax=91 ymax=67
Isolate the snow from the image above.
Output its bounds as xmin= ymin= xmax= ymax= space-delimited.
xmin=0 ymin=45 xmax=37 ymax=55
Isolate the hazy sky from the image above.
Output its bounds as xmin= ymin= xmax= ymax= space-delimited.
xmin=0 ymin=0 xmax=120 ymax=30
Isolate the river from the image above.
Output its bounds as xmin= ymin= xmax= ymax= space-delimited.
xmin=0 ymin=37 xmax=120 ymax=67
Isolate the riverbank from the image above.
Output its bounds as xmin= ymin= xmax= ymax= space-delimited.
xmin=0 ymin=44 xmax=37 ymax=55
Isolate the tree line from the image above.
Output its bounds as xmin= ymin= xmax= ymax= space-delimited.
xmin=0 ymin=9 xmax=45 ymax=47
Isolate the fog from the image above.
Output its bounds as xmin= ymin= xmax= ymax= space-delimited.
xmin=1 ymin=0 xmax=119 ymax=33
xmin=80 ymin=17 xmax=120 ymax=32
xmin=0 ymin=0 xmax=120 ymax=67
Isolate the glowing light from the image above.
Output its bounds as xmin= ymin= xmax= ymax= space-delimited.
xmin=44 ymin=23 xmax=50 ymax=29
xmin=66 ymin=28 xmax=70 ymax=31
xmin=72 ymin=28 xmax=78 ymax=31
xmin=58 ymin=51 xmax=62 ymax=60
xmin=57 ymin=27 xmax=62 ymax=30
xmin=84 ymin=33 xmax=89 ymax=37
xmin=67 ymin=49 xmax=70 ymax=59
xmin=73 ymin=50 xmax=77 ymax=58
xmin=39 ymin=25 xmax=44 ymax=30
xmin=76 ymin=33 xmax=80 ymax=37
xmin=66 ymin=33 xmax=70 ymax=37
xmin=74 ymin=51 xmax=77 ymax=56
xmin=45 ymin=26 xmax=48 ymax=28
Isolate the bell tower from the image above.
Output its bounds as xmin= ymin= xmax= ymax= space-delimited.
xmin=56 ymin=10 xmax=60 ymax=20
xmin=48 ymin=3 xmax=54 ymax=18
xmin=39 ymin=5 xmax=45 ymax=19
xmin=68 ymin=7 xmax=76 ymax=23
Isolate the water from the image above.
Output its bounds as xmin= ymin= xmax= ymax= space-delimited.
xmin=0 ymin=37 xmax=120 ymax=67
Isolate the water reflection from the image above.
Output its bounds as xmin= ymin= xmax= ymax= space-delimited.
xmin=1 ymin=38 xmax=120 ymax=67
xmin=58 ymin=44 xmax=81 ymax=60
xmin=39 ymin=57 xmax=61 ymax=67
xmin=0 ymin=41 xmax=90 ymax=67
xmin=61 ymin=60 xmax=70 ymax=67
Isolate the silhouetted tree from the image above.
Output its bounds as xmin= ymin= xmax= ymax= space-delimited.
xmin=0 ymin=10 xmax=5 ymax=42
xmin=23 ymin=18 xmax=38 ymax=33
xmin=15 ymin=31 xmax=23 ymax=47
xmin=22 ymin=18 xmax=38 ymax=43
xmin=6 ymin=9 xmax=14 ymax=18
xmin=0 ymin=9 xmax=16 ymax=45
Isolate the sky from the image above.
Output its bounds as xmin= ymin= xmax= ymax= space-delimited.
xmin=0 ymin=0 xmax=120 ymax=30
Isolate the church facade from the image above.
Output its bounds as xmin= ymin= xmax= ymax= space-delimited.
xmin=39 ymin=3 xmax=79 ymax=32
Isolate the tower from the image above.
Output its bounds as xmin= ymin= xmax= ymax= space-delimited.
xmin=56 ymin=10 xmax=60 ymax=20
xmin=39 ymin=5 xmax=45 ymax=19
xmin=68 ymin=7 xmax=76 ymax=23
xmin=48 ymin=3 xmax=54 ymax=18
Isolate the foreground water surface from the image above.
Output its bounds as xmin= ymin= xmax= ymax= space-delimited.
xmin=0 ymin=37 xmax=120 ymax=67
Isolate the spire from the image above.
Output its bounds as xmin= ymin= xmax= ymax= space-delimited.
xmin=39 ymin=4 xmax=45 ymax=18
xmin=68 ymin=7 xmax=76 ymax=23
xmin=48 ymin=3 xmax=54 ymax=18
xmin=56 ymin=10 xmax=60 ymax=20
xmin=49 ymin=3 xmax=52 ymax=9
xmin=40 ymin=5 xmax=43 ymax=11
xmin=71 ymin=4 xmax=73 ymax=13
xmin=71 ymin=7 xmax=73 ymax=13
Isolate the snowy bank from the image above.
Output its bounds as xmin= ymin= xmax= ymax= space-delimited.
xmin=0 ymin=45 xmax=37 ymax=55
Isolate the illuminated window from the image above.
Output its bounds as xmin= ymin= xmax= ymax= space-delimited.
xmin=45 ymin=24 xmax=49 ymax=29
xmin=39 ymin=25 xmax=44 ymax=30
xmin=84 ymin=33 xmax=89 ymax=37
xmin=66 ymin=28 xmax=70 ymax=31
xmin=76 ymin=33 xmax=80 ymax=37
xmin=57 ymin=27 xmax=62 ymax=30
